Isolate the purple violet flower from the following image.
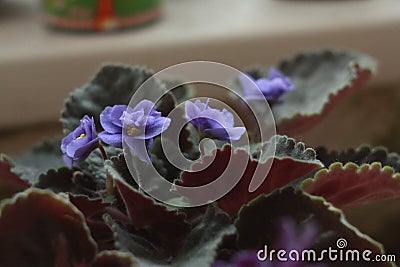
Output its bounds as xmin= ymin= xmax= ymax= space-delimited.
xmin=98 ymin=105 xmax=127 ymax=148
xmin=61 ymin=115 xmax=99 ymax=167
xmin=213 ymin=219 xmax=327 ymax=267
xmin=185 ymin=99 xmax=246 ymax=141
xmin=239 ymin=68 xmax=294 ymax=102
xmin=122 ymin=100 xmax=171 ymax=162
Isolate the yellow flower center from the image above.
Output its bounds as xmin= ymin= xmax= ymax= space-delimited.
xmin=77 ymin=133 xmax=86 ymax=140
xmin=127 ymin=126 xmax=138 ymax=136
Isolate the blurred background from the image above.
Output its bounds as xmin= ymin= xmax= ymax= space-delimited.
xmin=1 ymin=0 xmax=400 ymax=154
xmin=1 ymin=0 xmax=400 ymax=261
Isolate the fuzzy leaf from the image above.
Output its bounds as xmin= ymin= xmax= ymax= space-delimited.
xmin=249 ymin=50 xmax=376 ymax=135
xmin=316 ymin=145 xmax=400 ymax=171
xmin=69 ymin=194 xmax=129 ymax=251
xmin=0 ymin=155 xmax=29 ymax=201
xmin=176 ymin=136 xmax=322 ymax=216
xmin=0 ymin=188 xmax=97 ymax=267
xmin=108 ymin=154 xmax=139 ymax=189
xmin=93 ymin=251 xmax=139 ymax=267
xmin=162 ymin=79 xmax=194 ymax=102
xmin=78 ymin=146 xmax=122 ymax=186
xmin=35 ymin=168 xmax=99 ymax=196
xmin=235 ymin=187 xmax=393 ymax=267
xmin=107 ymin=205 xmax=235 ymax=266
xmin=302 ymin=162 xmax=400 ymax=209
xmin=113 ymin=177 xmax=188 ymax=230
xmin=106 ymin=159 xmax=190 ymax=257
xmin=60 ymin=64 xmax=166 ymax=134
xmin=12 ymin=139 xmax=64 ymax=184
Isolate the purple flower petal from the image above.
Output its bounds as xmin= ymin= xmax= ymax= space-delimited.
xmin=120 ymin=100 xmax=171 ymax=162
xmin=222 ymin=109 xmax=235 ymax=127
xmin=204 ymin=126 xmax=246 ymax=141
xmin=63 ymin=154 xmax=74 ymax=168
xmin=240 ymin=68 xmax=294 ymax=102
xmin=66 ymin=137 xmax=99 ymax=160
xmin=238 ymin=74 xmax=260 ymax=97
xmin=125 ymin=137 xmax=151 ymax=162
xmin=185 ymin=100 xmax=203 ymax=122
xmin=185 ymin=99 xmax=246 ymax=141
xmin=268 ymin=67 xmax=283 ymax=80
xmin=61 ymin=131 xmax=74 ymax=153
xmin=99 ymin=131 xmax=123 ymax=148
xmin=132 ymin=99 xmax=157 ymax=117
xmin=61 ymin=116 xmax=99 ymax=165
xmin=142 ymin=117 xmax=171 ymax=139
xmin=256 ymin=79 xmax=288 ymax=100
xmin=100 ymin=105 xmax=126 ymax=134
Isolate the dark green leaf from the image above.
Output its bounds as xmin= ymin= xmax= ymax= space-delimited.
xmin=105 ymin=158 xmax=190 ymax=258
xmin=316 ymin=145 xmax=400 ymax=172
xmin=12 ymin=139 xmax=64 ymax=185
xmin=61 ymin=65 xmax=156 ymax=134
xmin=78 ymin=146 xmax=122 ymax=187
xmin=36 ymin=168 xmax=98 ymax=196
xmin=0 ymin=155 xmax=29 ymax=201
xmin=0 ymin=188 xmax=98 ymax=267
xmin=235 ymin=187 xmax=393 ymax=267
xmin=69 ymin=194 xmax=129 ymax=251
xmin=107 ymin=205 xmax=235 ymax=267
xmin=250 ymin=50 xmax=376 ymax=135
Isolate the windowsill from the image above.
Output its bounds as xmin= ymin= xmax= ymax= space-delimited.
xmin=1 ymin=0 xmax=400 ymax=128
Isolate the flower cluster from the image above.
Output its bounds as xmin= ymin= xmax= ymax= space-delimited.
xmin=239 ymin=68 xmax=294 ymax=102
xmin=61 ymin=99 xmax=246 ymax=166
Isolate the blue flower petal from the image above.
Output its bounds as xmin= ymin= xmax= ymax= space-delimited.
xmin=143 ymin=117 xmax=171 ymax=139
xmin=61 ymin=116 xmax=99 ymax=165
xmin=204 ymin=126 xmax=245 ymax=141
xmin=99 ymin=131 xmax=123 ymax=148
xmin=125 ymin=137 xmax=151 ymax=163
xmin=100 ymin=105 xmax=126 ymax=134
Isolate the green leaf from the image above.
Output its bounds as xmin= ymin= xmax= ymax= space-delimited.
xmin=250 ymin=50 xmax=376 ymax=135
xmin=316 ymin=145 xmax=400 ymax=171
xmin=0 ymin=188 xmax=98 ymax=267
xmin=12 ymin=139 xmax=64 ymax=185
xmin=61 ymin=65 xmax=151 ymax=134
xmin=235 ymin=187 xmax=393 ymax=267
xmin=302 ymin=162 xmax=400 ymax=209
xmin=107 ymin=205 xmax=235 ymax=267
xmin=0 ymin=155 xmax=29 ymax=201
xmin=35 ymin=168 xmax=99 ymax=196
xmin=176 ymin=135 xmax=322 ymax=216
xmin=105 ymin=158 xmax=190 ymax=258
xmin=78 ymin=146 xmax=122 ymax=187
xmin=69 ymin=194 xmax=129 ymax=251
xmin=60 ymin=64 xmax=165 ymax=135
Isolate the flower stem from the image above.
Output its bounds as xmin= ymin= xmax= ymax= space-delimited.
xmin=98 ymin=143 xmax=108 ymax=160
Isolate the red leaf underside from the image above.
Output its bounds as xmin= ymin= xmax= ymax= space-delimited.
xmin=303 ymin=163 xmax=400 ymax=209
xmin=177 ymin=146 xmax=321 ymax=216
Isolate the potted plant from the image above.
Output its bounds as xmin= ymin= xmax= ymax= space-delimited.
xmin=0 ymin=49 xmax=398 ymax=267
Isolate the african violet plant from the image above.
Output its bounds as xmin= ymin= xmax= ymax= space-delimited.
xmin=1 ymin=49 xmax=399 ymax=267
